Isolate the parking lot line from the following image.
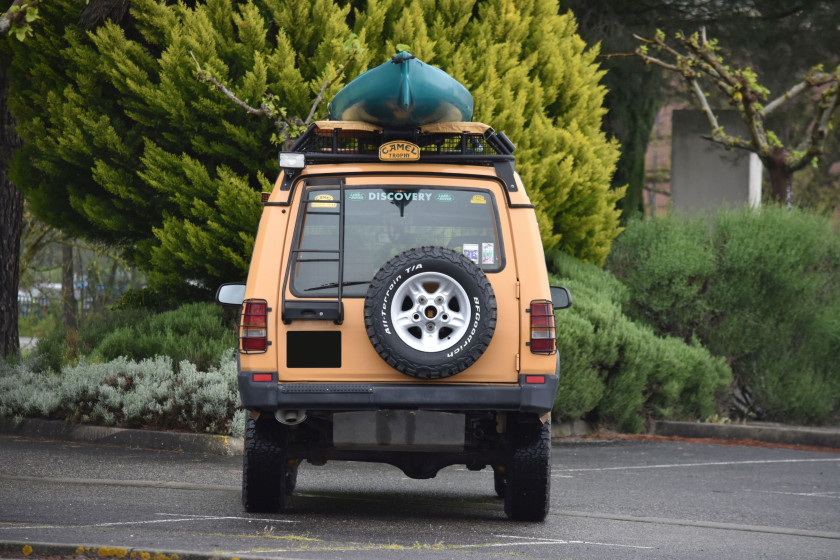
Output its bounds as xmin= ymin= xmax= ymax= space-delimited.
xmin=554 ymin=457 xmax=840 ymax=473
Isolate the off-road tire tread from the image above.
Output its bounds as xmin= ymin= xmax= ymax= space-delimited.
xmin=242 ymin=416 xmax=288 ymax=513
xmin=285 ymin=461 xmax=298 ymax=495
xmin=364 ymin=246 xmax=497 ymax=379
xmin=504 ymin=419 xmax=551 ymax=521
xmin=493 ymin=466 xmax=507 ymax=499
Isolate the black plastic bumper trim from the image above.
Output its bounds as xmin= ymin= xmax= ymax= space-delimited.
xmin=238 ymin=371 xmax=559 ymax=414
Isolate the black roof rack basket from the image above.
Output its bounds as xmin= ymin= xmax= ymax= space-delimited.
xmin=287 ymin=122 xmax=515 ymax=166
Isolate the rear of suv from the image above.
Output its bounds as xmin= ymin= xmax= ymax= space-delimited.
xmin=217 ymin=120 xmax=571 ymax=521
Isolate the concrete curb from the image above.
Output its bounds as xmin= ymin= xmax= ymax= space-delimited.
xmin=2 ymin=417 xmax=838 ymax=455
xmin=652 ymin=420 xmax=840 ymax=449
xmin=0 ymin=540 xmax=238 ymax=560
xmin=0 ymin=417 xmax=243 ymax=456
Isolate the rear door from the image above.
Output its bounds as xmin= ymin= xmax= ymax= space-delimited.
xmin=276 ymin=172 xmax=520 ymax=384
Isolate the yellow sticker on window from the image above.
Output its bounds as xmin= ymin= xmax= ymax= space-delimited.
xmin=311 ymin=193 xmax=337 ymax=208
xmin=470 ymin=194 xmax=487 ymax=204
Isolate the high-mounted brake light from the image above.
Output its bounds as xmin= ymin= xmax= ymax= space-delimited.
xmin=528 ymin=299 xmax=556 ymax=355
xmin=241 ymin=299 xmax=269 ymax=353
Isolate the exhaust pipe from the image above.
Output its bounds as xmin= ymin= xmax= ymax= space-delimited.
xmin=275 ymin=409 xmax=307 ymax=425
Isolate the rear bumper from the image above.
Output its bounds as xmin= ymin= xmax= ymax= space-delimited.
xmin=238 ymin=359 xmax=559 ymax=415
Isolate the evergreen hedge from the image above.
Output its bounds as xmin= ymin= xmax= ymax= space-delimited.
xmin=30 ymin=302 xmax=236 ymax=374
xmin=10 ymin=0 xmax=623 ymax=296
xmin=548 ymin=251 xmax=731 ymax=432
xmin=606 ymin=207 xmax=840 ymax=424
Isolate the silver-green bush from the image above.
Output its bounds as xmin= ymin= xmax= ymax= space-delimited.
xmin=0 ymin=350 xmax=240 ymax=436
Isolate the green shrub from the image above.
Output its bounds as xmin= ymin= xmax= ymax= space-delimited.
xmin=18 ymin=309 xmax=61 ymax=339
xmin=31 ymin=325 xmax=67 ymax=374
xmin=91 ymin=303 xmax=237 ymax=372
xmin=606 ymin=207 xmax=840 ymax=424
xmin=112 ymin=285 xmax=211 ymax=312
xmin=29 ymin=302 xmax=236 ymax=374
xmin=77 ymin=308 xmax=151 ymax=356
xmin=548 ymin=251 xmax=730 ymax=431
xmin=605 ymin=215 xmax=715 ymax=341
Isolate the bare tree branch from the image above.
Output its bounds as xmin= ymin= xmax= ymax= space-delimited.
xmin=633 ymin=27 xmax=840 ymax=205
xmin=0 ymin=0 xmax=44 ymax=37
xmin=634 ymin=51 xmax=681 ymax=73
xmin=762 ymin=80 xmax=811 ymax=118
xmin=762 ymin=71 xmax=836 ymax=117
xmin=190 ymin=52 xmax=270 ymax=118
xmin=633 ymin=33 xmax=685 ymax=68
xmin=790 ymin=80 xmax=840 ymax=171
xmin=685 ymin=75 xmax=719 ymax=129
xmin=190 ymin=38 xmax=361 ymax=149
xmin=679 ymin=30 xmax=737 ymax=96
xmin=304 ymin=53 xmax=358 ymax=125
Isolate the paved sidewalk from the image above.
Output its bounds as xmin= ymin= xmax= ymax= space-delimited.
xmin=2 ymin=417 xmax=838 ymax=455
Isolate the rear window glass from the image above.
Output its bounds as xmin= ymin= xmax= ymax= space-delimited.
xmin=290 ymin=184 xmax=504 ymax=298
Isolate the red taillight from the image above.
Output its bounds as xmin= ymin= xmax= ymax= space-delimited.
xmin=529 ymin=300 xmax=556 ymax=355
xmin=241 ymin=299 xmax=269 ymax=353
xmin=252 ymin=373 xmax=273 ymax=382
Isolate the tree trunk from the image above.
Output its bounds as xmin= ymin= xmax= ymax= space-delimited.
xmin=61 ymin=241 xmax=78 ymax=332
xmin=0 ymin=63 xmax=23 ymax=359
xmin=767 ymin=147 xmax=794 ymax=208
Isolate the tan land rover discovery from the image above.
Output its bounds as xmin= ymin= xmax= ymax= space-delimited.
xmin=217 ymin=120 xmax=571 ymax=521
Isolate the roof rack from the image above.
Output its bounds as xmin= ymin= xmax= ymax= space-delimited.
xmin=279 ymin=121 xmax=519 ymax=192
xmin=288 ymin=121 xmax=515 ymax=163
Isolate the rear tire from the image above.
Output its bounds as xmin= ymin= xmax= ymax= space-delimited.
xmin=285 ymin=459 xmax=299 ymax=495
xmin=493 ymin=466 xmax=506 ymax=499
xmin=504 ymin=418 xmax=551 ymax=521
xmin=242 ymin=415 xmax=289 ymax=513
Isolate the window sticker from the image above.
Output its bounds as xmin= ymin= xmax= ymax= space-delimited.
xmin=463 ymin=243 xmax=479 ymax=264
xmin=482 ymin=243 xmax=495 ymax=265
xmin=470 ymin=194 xmax=487 ymax=204
xmin=367 ymin=191 xmax=432 ymax=202
xmin=347 ymin=191 xmax=366 ymax=201
xmin=312 ymin=193 xmax=337 ymax=208
xmin=435 ymin=193 xmax=454 ymax=202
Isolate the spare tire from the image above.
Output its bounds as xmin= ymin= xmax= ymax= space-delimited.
xmin=364 ymin=246 xmax=497 ymax=379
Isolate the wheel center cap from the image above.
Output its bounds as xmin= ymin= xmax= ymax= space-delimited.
xmin=425 ymin=306 xmax=438 ymax=319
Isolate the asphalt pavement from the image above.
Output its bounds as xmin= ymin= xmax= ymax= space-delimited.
xmin=1 ymin=430 xmax=839 ymax=560
xmin=0 ymin=415 xmax=838 ymax=560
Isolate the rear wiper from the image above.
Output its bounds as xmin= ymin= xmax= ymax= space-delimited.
xmin=304 ymin=280 xmax=370 ymax=291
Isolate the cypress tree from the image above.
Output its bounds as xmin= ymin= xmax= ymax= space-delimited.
xmin=9 ymin=0 xmax=622 ymax=294
xmin=356 ymin=0 xmax=623 ymax=263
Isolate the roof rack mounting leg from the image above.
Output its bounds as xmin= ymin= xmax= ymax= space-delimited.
xmin=336 ymin=178 xmax=346 ymax=325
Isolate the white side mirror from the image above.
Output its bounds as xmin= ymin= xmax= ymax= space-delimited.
xmin=216 ymin=283 xmax=246 ymax=306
